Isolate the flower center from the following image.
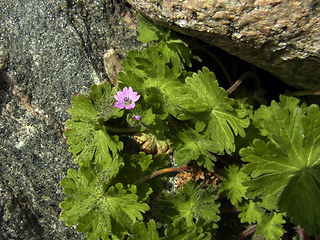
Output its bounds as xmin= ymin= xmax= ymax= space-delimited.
xmin=124 ymin=97 xmax=131 ymax=105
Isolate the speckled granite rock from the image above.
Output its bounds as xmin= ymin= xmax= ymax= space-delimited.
xmin=127 ymin=0 xmax=320 ymax=89
xmin=0 ymin=0 xmax=141 ymax=239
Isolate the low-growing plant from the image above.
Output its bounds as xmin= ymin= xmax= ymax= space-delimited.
xmin=59 ymin=15 xmax=320 ymax=239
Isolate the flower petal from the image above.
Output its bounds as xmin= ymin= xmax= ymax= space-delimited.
xmin=116 ymin=90 xmax=123 ymax=97
xmin=128 ymin=86 xmax=133 ymax=99
xmin=125 ymin=102 xmax=135 ymax=109
xmin=132 ymin=115 xmax=141 ymax=120
xmin=131 ymin=91 xmax=138 ymax=100
xmin=132 ymin=94 xmax=140 ymax=102
xmin=115 ymin=101 xmax=125 ymax=109
xmin=123 ymin=87 xmax=128 ymax=97
xmin=114 ymin=94 xmax=122 ymax=101
xmin=114 ymin=86 xmax=140 ymax=109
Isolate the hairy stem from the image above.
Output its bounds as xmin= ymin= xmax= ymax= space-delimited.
xmin=132 ymin=164 xmax=190 ymax=185
xmin=105 ymin=125 xmax=141 ymax=133
xmin=235 ymin=225 xmax=257 ymax=240
xmin=227 ymin=71 xmax=255 ymax=95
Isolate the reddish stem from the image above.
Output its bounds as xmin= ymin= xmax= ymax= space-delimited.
xmin=235 ymin=225 xmax=257 ymax=240
xmin=132 ymin=165 xmax=190 ymax=185
xmin=227 ymin=71 xmax=255 ymax=95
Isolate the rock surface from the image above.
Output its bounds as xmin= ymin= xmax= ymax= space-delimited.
xmin=0 ymin=0 xmax=141 ymax=239
xmin=127 ymin=0 xmax=320 ymax=89
xmin=0 ymin=0 xmax=318 ymax=239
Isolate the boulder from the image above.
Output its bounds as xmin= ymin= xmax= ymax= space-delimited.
xmin=0 ymin=0 xmax=141 ymax=239
xmin=127 ymin=0 xmax=320 ymax=89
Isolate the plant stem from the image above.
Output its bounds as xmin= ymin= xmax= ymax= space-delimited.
xmin=227 ymin=71 xmax=255 ymax=95
xmin=184 ymin=38 xmax=233 ymax=85
xmin=132 ymin=164 xmax=190 ymax=185
xmin=288 ymin=89 xmax=320 ymax=96
xmin=139 ymin=121 xmax=153 ymax=131
xmin=105 ymin=125 xmax=141 ymax=133
xmin=129 ymin=109 xmax=153 ymax=130
xmin=235 ymin=225 xmax=257 ymax=240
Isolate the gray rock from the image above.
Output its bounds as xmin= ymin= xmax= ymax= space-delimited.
xmin=127 ymin=0 xmax=320 ymax=89
xmin=0 ymin=0 xmax=141 ymax=239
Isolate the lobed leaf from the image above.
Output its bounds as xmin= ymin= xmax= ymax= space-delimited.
xmin=158 ymin=180 xmax=220 ymax=232
xmin=65 ymin=82 xmax=123 ymax=168
xmin=118 ymin=45 xmax=186 ymax=116
xmin=164 ymin=218 xmax=212 ymax=240
xmin=130 ymin=220 xmax=160 ymax=240
xmin=219 ymin=165 xmax=249 ymax=206
xmin=60 ymin=167 xmax=150 ymax=240
xmin=167 ymin=67 xmax=250 ymax=154
xmin=172 ymin=126 xmax=217 ymax=171
xmin=137 ymin=14 xmax=170 ymax=43
xmin=255 ymin=212 xmax=286 ymax=240
xmin=240 ymin=95 xmax=320 ymax=234
xmin=238 ymin=200 xmax=264 ymax=224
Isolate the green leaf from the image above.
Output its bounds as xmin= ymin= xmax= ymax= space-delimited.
xmin=167 ymin=67 xmax=249 ymax=154
xmin=172 ymin=126 xmax=217 ymax=171
xmin=137 ymin=14 xmax=170 ymax=43
xmin=164 ymin=218 xmax=211 ymax=240
xmin=238 ymin=200 xmax=264 ymax=224
xmin=88 ymin=82 xmax=123 ymax=120
xmin=240 ymin=95 xmax=320 ymax=234
xmin=119 ymin=25 xmax=195 ymax=118
xmin=130 ymin=220 xmax=160 ymax=240
xmin=68 ymin=93 xmax=99 ymax=122
xmin=119 ymin=44 xmax=185 ymax=116
xmin=131 ymin=152 xmax=154 ymax=172
xmin=111 ymin=153 xmax=168 ymax=200
xmin=68 ymin=82 xmax=122 ymax=122
xmin=140 ymin=108 xmax=156 ymax=126
xmin=278 ymin=165 xmax=320 ymax=234
xmin=65 ymin=82 xmax=123 ymax=168
xmin=60 ymin=167 xmax=150 ymax=240
xmin=137 ymin=15 xmax=193 ymax=66
xmin=65 ymin=120 xmax=123 ymax=169
xmin=112 ymin=152 xmax=154 ymax=185
xmin=255 ymin=212 xmax=286 ymax=240
xmin=166 ymin=39 xmax=193 ymax=67
xmin=219 ymin=165 xmax=249 ymax=206
xmin=158 ymin=180 xmax=220 ymax=232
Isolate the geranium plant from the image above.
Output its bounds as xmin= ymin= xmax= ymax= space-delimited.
xmin=59 ymin=15 xmax=320 ymax=239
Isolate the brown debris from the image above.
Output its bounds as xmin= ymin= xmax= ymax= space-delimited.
xmin=176 ymin=161 xmax=219 ymax=189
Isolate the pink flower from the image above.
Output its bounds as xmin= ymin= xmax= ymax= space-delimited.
xmin=114 ymin=87 xmax=140 ymax=109
xmin=132 ymin=115 xmax=141 ymax=120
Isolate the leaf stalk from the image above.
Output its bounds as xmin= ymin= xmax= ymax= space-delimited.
xmin=132 ymin=164 xmax=190 ymax=185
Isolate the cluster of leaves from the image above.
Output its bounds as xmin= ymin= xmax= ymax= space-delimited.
xmin=118 ymin=17 xmax=249 ymax=171
xmin=60 ymin=15 xmax=320 ymax=239
xmin=220 ymin=96 xmax=320 ymax=237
